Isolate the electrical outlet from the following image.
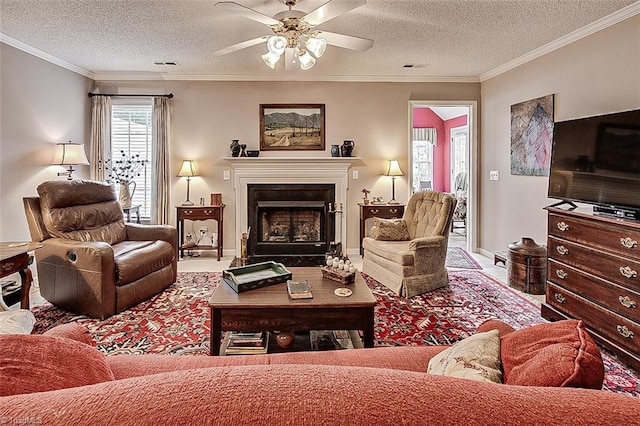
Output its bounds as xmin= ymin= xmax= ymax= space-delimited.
xmin=489 ymin=170 xmax=500 ymax=181
xmin=223 ymin=170 xmax=231 ymax=180
xmin=352 ymin=170 xmax=359 ymax=180
xmin=199 ymin=226 xmax=208 ymax=234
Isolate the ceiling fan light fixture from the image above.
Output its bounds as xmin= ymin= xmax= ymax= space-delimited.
xmin=267 ymin=35 xmax=287 ymax=55
xmin=297 ymin=49 xmax=316 ymax=70
xmin=262 ymin=51 xmax=282 ymax=69
xmin=305 ymin=36 xmax=327 ymax=58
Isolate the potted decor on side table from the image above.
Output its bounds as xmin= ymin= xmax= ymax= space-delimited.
xmin=105 ymin=151 xmax=148 ymax=208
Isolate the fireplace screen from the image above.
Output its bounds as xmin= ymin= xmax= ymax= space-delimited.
xmin=259 ymin=201 xmax=323 ymax=243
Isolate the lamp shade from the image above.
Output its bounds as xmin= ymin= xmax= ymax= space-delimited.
xmin=52 ymin=142 xmax=89 ymax=165
xmin=177 ymin=160 xmax=198 ymax=177
xmin=384 ymin=160 xmax=403 ymax=177
xmin=297 ymin=49 xmax=316 ymax=70
xmin=306 ymin=36 xmax=327 ymax=58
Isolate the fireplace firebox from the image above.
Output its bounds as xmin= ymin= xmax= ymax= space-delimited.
xmin=247 ymin=184 xmax=335 ymax=266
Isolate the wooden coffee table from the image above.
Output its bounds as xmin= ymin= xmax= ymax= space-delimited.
xmin=209 ymin=267 xmax=376 ymax=356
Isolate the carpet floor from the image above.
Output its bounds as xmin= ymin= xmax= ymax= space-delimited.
xmin=32 ymin=270 xmax=639 ymax=397
xmin=445 ymin=247 xmax=482 ymax=269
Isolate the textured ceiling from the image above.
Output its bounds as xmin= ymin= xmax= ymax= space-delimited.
xmin=1 ymin=0 xmax=638 ymax=81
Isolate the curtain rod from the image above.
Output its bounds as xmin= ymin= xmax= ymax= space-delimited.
xmin=88 ymin=92 xmax=173 ymax=99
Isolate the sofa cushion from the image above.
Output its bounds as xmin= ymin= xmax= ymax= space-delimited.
xmin=0 ymin=309 xmax=36 ymax=334
xmin=426 ymin=330 xmax=502 ymax=383
xmin=0 ymin=333 xmax=114 ymax=396
xmin=371 ymin=218 xmax=410 ymax=241
xmin=501 ymin=320 xmax=604 ymax=389
xmin=43 ymin=322 xmax=94 ymax=346
xmin=362 ymin=238 xmax=414 ymax=266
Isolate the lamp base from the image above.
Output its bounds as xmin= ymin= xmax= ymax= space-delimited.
xmin=387 ymin=200 xmax=400 ymax=205
xmin=181 ymin=200 xmax=195 ymax=206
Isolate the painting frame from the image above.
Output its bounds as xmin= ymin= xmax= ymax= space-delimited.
xmin=260 ymin=104 xmax=325 ymax=151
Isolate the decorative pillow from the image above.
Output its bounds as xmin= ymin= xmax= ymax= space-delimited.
xmin=501 ymin=320 xmax=604 ymax=389
xmin=0 ymin=334 xmax=114 ymax=396
xmin=370 ymin=218 xmax=410 ymax=241
xmin=426 ymin=330 xmax=502 ymax=383
xmin=43 ymin=322 xmax=94 ymax=346
xmin=0 ymin=309 xmax=36 ymax=334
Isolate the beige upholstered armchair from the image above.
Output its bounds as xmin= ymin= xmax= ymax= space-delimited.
xmin=23 ymin=180 xmax=177 ymax=319
xmin=362 ymin=191 xmax=457 ymax=298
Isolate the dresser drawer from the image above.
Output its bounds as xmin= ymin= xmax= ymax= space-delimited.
xmin=178 ymin=208 xmax=221 ymax=221
xmin=547 ymin=259 xmax=640 ymax=322
xmin=549 ymin=213 xmax=640 ymax=258
xmin=547 ymin=283 xmax=640 ymax=354
xmin=365 ymin=206 xmax=403 ymax=218
xmin=548 ymin=236 xmax=640 ymax=290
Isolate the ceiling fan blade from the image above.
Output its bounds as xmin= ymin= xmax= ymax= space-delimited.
xmin=214 ymin=1 xmax=281 ymax=26
xmin=303 ymin=0 xmax=367 ymax=26
xmin=213 ymin=36 xmax=269 ymax=56
xmin=315 ymin=30 xmax=373 ymax=51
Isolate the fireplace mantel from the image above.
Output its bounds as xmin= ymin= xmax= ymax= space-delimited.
xmin=225 ymin=157 xmax=360 ymax=257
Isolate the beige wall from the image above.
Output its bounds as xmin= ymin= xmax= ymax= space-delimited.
xmin=93 ymin=80 xmax=480 ymax=255
xmin=0 ymin=43 xmax=92 ymax=241
xmin=479 ymin=15 xmax=640 ymax=255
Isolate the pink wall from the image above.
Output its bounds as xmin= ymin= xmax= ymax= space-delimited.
xmin=413 ymin=109 xmax=468 ymax=192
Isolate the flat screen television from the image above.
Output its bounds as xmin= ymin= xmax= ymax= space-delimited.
xmin=547 ymin=108 xmax=640 ymax=219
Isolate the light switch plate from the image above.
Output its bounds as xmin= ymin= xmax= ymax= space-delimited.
xmin=223 ymin=170 xmax=231 ymax=180
xmin=489 ymin=170 xmax=500 ymax=181
xmin=352 ymin=170 xmax=359 ymax=179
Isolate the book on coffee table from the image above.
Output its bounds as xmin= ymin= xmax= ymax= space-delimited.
xmin=287 ymin=279 xmax=313 ymax=299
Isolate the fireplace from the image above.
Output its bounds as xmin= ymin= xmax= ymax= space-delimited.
xmin=247 ymin=184 xmax=335 ymax=265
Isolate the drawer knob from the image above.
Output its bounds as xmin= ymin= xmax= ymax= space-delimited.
xmin=554 ymin=293 xmax=567 ymax=304
xmin=1 ymin=262 xmax=14 ymax=271
xmin=556 ymin=221 xmax=569 ymax=231
xmin=619 ymin=266 xmax=638 ymax=279
xmin=616 ymin=325 xmax=634 ymax=339
xmin=556 ymin=245 xmax=569 ymax=255
xmin=371 ymin=209 xmax=379 ymax=214
xmin=620 ymin=237 xmax=638 ymax=249
xmin=390 ymin=209 xmax=398 ymax=214
xmin=619 ymin=296 xmax=637 ymax=309
xmin=555 ymin=269 xmax=568 ymax=279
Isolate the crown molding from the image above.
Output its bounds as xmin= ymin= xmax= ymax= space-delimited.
xmin=479 ymin=1 xmax=640 ymax=82
xmin=0 ymin=33 xmax=95 ymax=79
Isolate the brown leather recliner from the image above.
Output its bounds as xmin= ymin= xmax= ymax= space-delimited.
xmin=23 ymin=180 xmax=177 ymax=319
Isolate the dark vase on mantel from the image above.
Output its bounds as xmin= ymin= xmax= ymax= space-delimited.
xmin=230 ymin=140 xmax=241 ymax=157
xmin=340 ymin=140 xmax=355 ymax=157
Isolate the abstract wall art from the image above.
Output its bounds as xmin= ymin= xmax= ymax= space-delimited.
xmin=510 ymin=94 xmax=554 ymax=176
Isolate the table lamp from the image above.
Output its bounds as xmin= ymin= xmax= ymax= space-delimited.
xmin=177 ymin=160 xmax=198 ymax=206
xmin=384 ymin=159 xmax=403 ymax=204
xmin=52 ymin=141 xmax=89 ymax=180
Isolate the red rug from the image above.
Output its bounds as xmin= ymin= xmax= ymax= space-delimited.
xmin=31 ymin=270 xmax=639 ymax=396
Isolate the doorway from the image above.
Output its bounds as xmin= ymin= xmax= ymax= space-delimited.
xmin=408 ymin=101 xmax=477 ymax=251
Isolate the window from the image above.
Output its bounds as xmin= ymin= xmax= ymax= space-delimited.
xmin=111 ymin=99 xmax=153 ymax=219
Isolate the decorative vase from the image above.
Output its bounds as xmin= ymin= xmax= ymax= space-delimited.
xmin=230 ymin=140 xmax=241 ymax=157
xmin=240 ymin=144 xmax=247 ymax=157
xmin=119 ymin=181 xmax=136 ymax=209
xmin=340 ymin=140 xmax=355 ymax=157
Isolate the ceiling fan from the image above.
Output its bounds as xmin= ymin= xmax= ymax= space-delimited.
xmin=213 ymin=0 xmax=373 ymax=70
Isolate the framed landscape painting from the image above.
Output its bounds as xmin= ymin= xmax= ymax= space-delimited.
xmin=260 ymin=104 xmax=325 ymax=151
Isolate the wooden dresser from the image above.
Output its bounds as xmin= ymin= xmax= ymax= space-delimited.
xmin=542 ymin=206 xmax=640 ymax=371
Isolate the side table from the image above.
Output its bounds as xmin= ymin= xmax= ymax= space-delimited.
xmin=0 ymin=242 xmax=42 ymax=310
xmin=358 ymin=203 xmax=405 ymax=255
xmin=176 ymin=205 xmax=225 ymax=261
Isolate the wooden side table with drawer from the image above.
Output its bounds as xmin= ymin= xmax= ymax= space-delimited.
xmin=358 ymin=203 xmax=405 ymax=255
xmin=176 ymin=205 xmax=225 ymax=261
xmin=541 ymin=206 xmax=640 ymax=371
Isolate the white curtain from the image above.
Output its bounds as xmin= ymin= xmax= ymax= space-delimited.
xmin=89 ymin=96 xmax=112 ymax=180
xmin=413 ymin=127 xmax=437 ymax=146
xmin=152 ymin=97 xmax=171 ymax=225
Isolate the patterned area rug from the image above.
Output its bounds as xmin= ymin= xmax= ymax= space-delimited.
xmin=31 ymin=270 xmax=638 ymax=396
xmin=446 ymin=247 xmax=482 ymax=269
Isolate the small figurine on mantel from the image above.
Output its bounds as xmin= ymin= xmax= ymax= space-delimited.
xmin=361 ymin=188 xmax=371 ymax=205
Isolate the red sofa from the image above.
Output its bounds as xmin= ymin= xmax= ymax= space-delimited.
xmin=1 ymin=320 xmax=638 ymax=425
